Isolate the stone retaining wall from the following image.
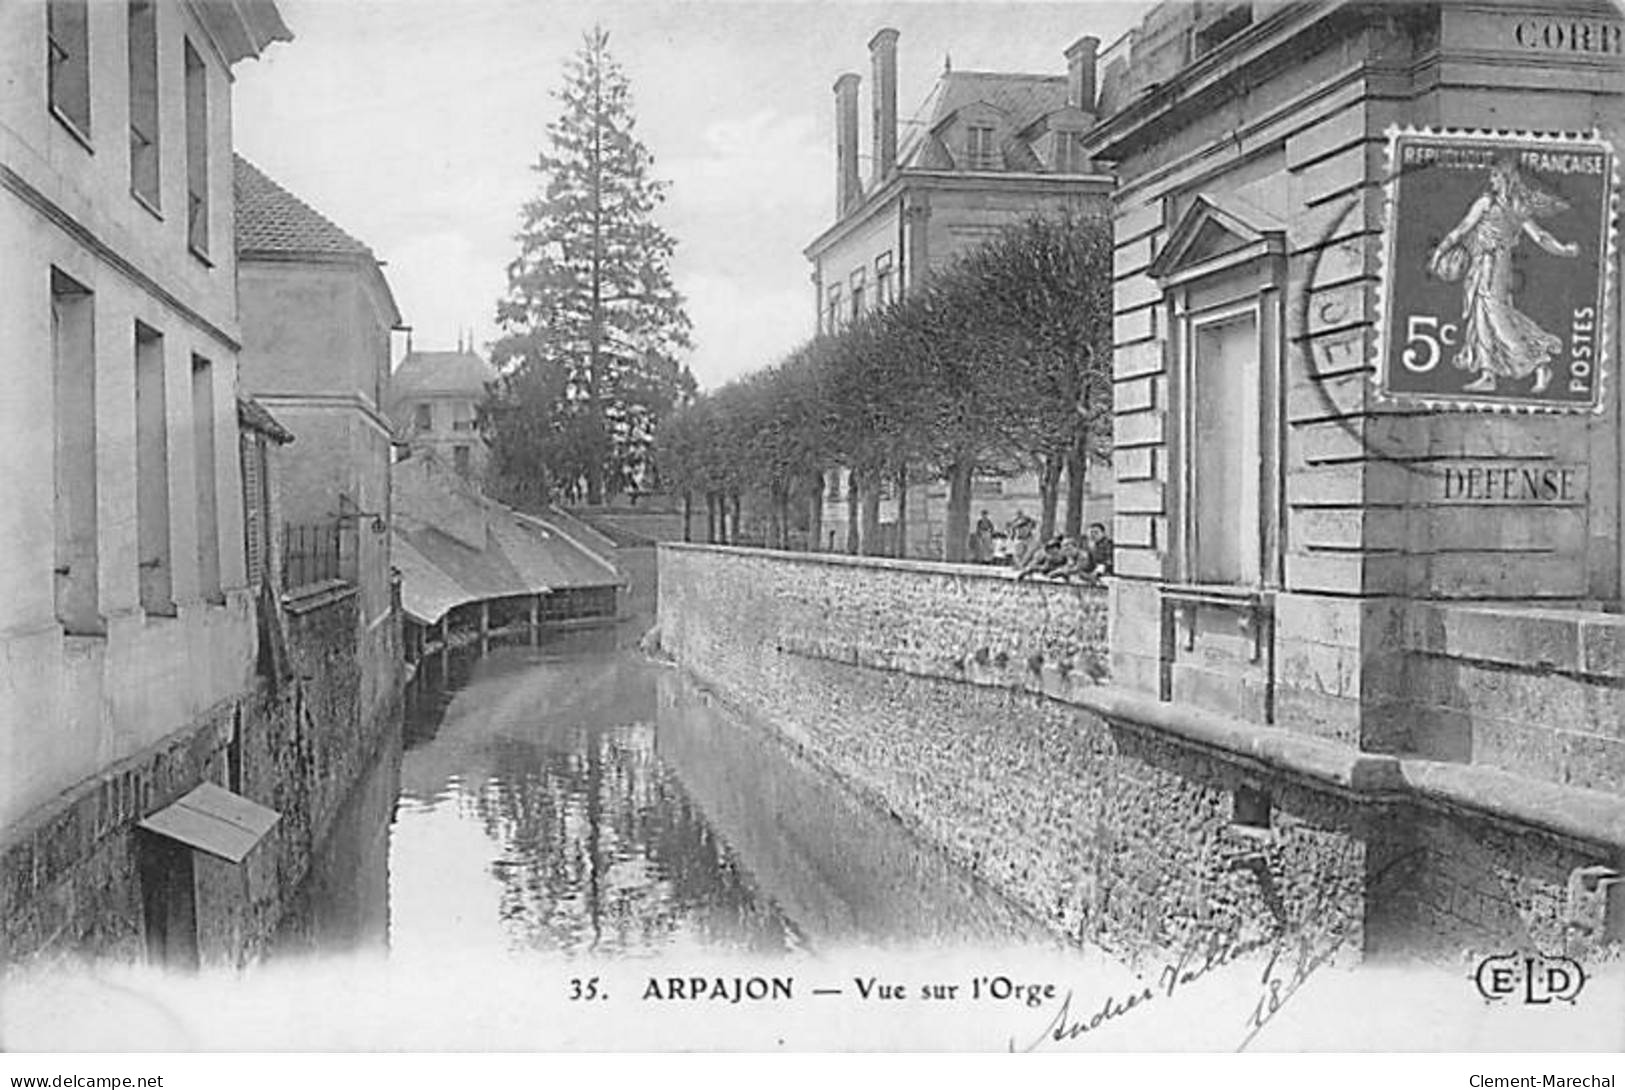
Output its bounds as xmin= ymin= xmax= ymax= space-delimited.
xmin=1 ymin=587 xmax=400 ymax=967
xmin=657 ymin=544 xmax=1385 ymax=967
xmin=658 ymin=544 xmax=1110 ymax=688
xmin=657 ymin=544 xmax=1622 ymax=966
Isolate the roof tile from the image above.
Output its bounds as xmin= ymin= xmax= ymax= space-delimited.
xmin=390 ymin=350 xmax=499 ymax=399
xmin=234 ymin=155 xmax=375 ymax=258
xmin=898 ymin=71 xmax=1068 ymax=170
xmin=237 ymin=394 xmax=295 ymax=444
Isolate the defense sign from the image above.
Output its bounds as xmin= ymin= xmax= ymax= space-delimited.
xmin=1378 ymin=129 xmax=1617 ymax=411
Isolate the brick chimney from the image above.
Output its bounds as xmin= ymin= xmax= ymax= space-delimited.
xmin=1065 ymin=34 xmax=1099 ymax=111
xmin=834 ymin=72 xmax=862 ymax=216
xmin=869 ymin=27 xmax=899 ymax=182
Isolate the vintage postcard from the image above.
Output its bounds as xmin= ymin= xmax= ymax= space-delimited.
xmin=2 ymin=0 xmax=1623 ymax=1069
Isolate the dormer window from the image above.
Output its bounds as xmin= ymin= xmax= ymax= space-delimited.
xmin=1054 ymin=132 xmax=1088 ymax=174
xmin=965 ymin=125 xmax=998 ymax=171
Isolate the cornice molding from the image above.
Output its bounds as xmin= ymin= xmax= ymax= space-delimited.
xmin=1083 ymin=0 xmax=1347 ymax=163
xmin=805 ymin=169 xmax=1115 ymax=259
xmin=2 ymin=163 xmax=242 ymax=352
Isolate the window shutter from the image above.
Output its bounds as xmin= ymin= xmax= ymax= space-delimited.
xmin=241 ymin=434 xmax=264 ymax=584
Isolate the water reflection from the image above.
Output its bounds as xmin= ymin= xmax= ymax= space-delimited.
xmin=378 ymin=627 xmax=1045 ymax=959
xmin=272 ymin=721 xmax=402 ymax=959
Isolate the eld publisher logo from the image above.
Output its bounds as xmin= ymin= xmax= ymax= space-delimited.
xmin=1475 ymin=953 xmax=1587 ymax=1004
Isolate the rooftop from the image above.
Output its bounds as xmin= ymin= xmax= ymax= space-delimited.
xmin=234 ymin=155 xmax=376 ymax=259
xmin=391 ymin=350 xmax=499 ymax=400
xmin=895 ymin=70 xmax=1072 ymax=171
xmin=392 ymin=453 xmax=620 ymax=624
xmin=237 ymin=395 xmax=294 ymax=444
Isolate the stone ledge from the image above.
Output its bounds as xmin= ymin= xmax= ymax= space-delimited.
xmin=661 ymin=541 xmax=1112 ymax=591
xmin=1407 ymin=601 xmax=1625 ymax=680
xmin=1074 ymin=687 xmax=1625 ymax=852
xmin=1399 ymin=759 xmax=1625 ymax=853
xmin=1075 ymin=685 xmax=1406 ymax=794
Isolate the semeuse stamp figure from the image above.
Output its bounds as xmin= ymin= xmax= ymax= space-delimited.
xmin=1427 ymin=156 xmax=1580 ymax=394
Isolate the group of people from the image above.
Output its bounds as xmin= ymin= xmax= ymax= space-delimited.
xmin=968 ymin=509 xmax=1113 ymax=583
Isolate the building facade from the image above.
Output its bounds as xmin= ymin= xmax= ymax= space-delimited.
xmin=235 ymin=154 xmax=404 ymax=731
xmin=807 ymin=28 xmax=1116 ymax=558
xmin=1088 ymin=0 xmax=1625 ymax=955
xmin=0 ymin=0 xmax=288 ymax=839
xmin=387 ymin=347 xmax=497 ymax=483
xmin=1 ymin=0 xmax=413 ymax=970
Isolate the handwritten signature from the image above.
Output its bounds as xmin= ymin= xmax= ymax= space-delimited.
xmin=1010 ymin=922 xmax=1280 ymax=1052
xmin=1012 ymin=847 xmax=1423 ymax=1052
xmin=1236 ymin=923 xmax=1348 ymax=1050
xmin=1233 ymin=846 xmax=1424 ymax=1051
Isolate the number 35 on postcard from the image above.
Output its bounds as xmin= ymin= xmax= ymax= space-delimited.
xmin=1379 ymin=129 xmax=1617 ymax=411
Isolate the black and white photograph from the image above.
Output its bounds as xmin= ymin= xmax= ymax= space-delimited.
xmin=1 ymin=0 xmax=1624 ymax=1072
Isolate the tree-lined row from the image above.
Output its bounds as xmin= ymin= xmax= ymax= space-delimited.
xmin=654 ymin=209 xmax=1114 ymax=561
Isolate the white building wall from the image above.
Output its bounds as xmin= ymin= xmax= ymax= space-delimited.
xmin=813 ymin=205 xmax=902 ymax=332
xmin=0 ymin=0 xmax=256 ymax=830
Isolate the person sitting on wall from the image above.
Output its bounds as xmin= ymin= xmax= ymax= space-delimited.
xmin=1007 ymin=510 xmax=1038 ymax=566
xmin=1016 ymin=535 xmax=1067 ymax=581
xmin=1045 ymin=537 xmax=1093 ymax=583
xmin=1081 ymin=522 xmax=1114 ymax=578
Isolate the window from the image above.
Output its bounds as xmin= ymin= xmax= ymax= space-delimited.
xmin=47 ymin=0 xmax=91 ymax=138
xmin=135 ymin=322 xmax=173 ymax=614
xmin=52 ymin=269 xmax=100 ymax=634
xmin=192 ymin=357 xmax=221 ymax=603
xmin=826 ymin=285 xmax=842 ymax=333
xmin=1151 ymin=195 xmax=1285 ymax=592
xmin=1188 ymin=310 xmax=1260 ymax=585
xmin=183 ymin=40 xmax=209 ymax=256
xmin=453 ymin=445 xmax=471 ymax=476
xmin=128 ymin=0 xmax=160 ymax=208
xmin=414 ymin=402 xmax=432 ymax=431
xmin=825 ymin=470 xmax=843 ymax=501
xmin=875 ymin=253 xmax=893 ymax=307
xmin=965 ymin=125 xmax=997 ymax=170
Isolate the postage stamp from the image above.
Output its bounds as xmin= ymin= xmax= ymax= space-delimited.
xmin=1377 ymin=128 xmax=1618 ymax=412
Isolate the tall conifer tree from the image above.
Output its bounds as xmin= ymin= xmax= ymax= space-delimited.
xmin=492 ymin=26 xmax=693 ymax=505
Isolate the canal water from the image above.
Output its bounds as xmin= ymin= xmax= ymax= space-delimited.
xmin=18 ymin=594 xmax=1614 ymax=1050
xmin=280 ymin=613 xmax=1048 ymax=965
